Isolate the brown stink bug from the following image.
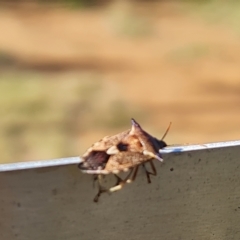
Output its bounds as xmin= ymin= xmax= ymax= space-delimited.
xmin=78 ymin=118 xmax=171 ymax=202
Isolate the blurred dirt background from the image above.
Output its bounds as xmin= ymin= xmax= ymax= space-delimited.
xmin=0 ymin=0 xmax=240 ymax=163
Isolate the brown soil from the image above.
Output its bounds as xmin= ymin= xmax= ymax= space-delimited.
xmin=0 ymin=2 xmax=240 ymax=151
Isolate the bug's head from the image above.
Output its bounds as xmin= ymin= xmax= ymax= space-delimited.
xmin=155 ymin=139 xmax=167 ymax=149
xmin=130 ymin=118 xmax=170 ymax=151
xmin=153 ymin=121 xmax=171 ymax=150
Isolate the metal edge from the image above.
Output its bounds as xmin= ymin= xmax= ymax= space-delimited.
xmin=160 ymin=140 xmax=240 ymax=154
xmin=1 ymin=140 xmax=240 ymax=172
xmin=0 ymin=157 xmax=81 ymax=172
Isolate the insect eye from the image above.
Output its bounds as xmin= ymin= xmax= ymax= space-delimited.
xmin=117 ymin=142 xmax=129 ymax=151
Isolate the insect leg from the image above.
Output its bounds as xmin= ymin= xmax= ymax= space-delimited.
xmin=142 ymin=160 xmax=157 ymax=184
xmin=149 ymin=160 xmax=157 ymax=175
xmin=113 ymin=174 xmax=124 ymax=186
xmin=92 ymin=174 xmax=98 ymax=188
xmin=93 ymin=174 xmax=106 ymax=188
xmin=109 ymin=168 xmax=135 ymax=193
xmin=113 ymin=166 xmax=139 ymax=186
xmin=126 ymin=165 xmax=139 ymax=184
xmin=93 ymin=174 xmax=108 ymax=203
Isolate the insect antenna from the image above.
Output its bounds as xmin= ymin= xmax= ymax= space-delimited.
xmin=161 ymin=122 xmax=172 ymax=141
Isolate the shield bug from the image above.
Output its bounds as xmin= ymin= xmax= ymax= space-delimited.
xmin=78 ymin=118 xmax=171 ymax=202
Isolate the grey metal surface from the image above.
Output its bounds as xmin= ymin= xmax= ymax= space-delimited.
xmin=0 ymin=141 xmax=240 ymax=240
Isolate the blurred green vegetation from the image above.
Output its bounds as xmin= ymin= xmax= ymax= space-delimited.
xmin=107 ymin=1 xmax=154 ymax=38
xmin=166 ymin=43 xmax=210 ymax=63
xmin=185 ymin=0 xmax=240 ymax=33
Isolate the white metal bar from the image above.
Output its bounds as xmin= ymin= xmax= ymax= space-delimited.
xmin=0 ymin=157 xmax=80 ymax=172
xmin=160 ymin=140 xmax=240 ymax=154
xmin=1 ymin=140 xmax=240 ymax=172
